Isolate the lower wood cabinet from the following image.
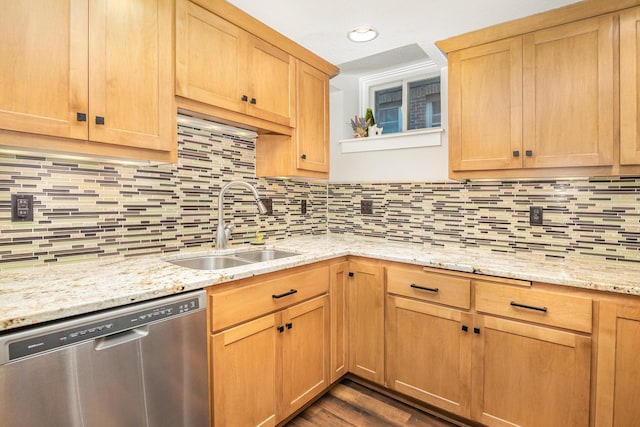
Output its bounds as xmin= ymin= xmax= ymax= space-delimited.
xmin=208 ymin=263 xmax=330 ymax=426
xmin=386 ymin=295 xmax=472 ymax=417
xmin=348 ymin=259 xmax=385 ymax=385
xmin=330 ymin=261 xmax=349 ymax=383
xmin=472 ymin=315 xmax=591 ymax=427
xmin=595 ymin=302 xmax=640 ymax=426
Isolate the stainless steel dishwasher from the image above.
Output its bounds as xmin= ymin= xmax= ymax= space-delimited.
xmin=0 ymin=290 xmax=209 ymax=427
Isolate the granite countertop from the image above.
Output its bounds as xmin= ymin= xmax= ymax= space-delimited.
xmin=2 ymin=233 xmax=640 ymax=333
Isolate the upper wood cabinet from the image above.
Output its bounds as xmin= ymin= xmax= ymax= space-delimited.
xmin=448 ymin=15 xmax=614 ymax=177
xmin=0 ymin=0 xmax=176 ymax=162
xmin=256 ymin=60 xmax=331 ymax=178
xmin=621 ymin=6 xmax=640 ymax=165
xmin=449 ymin=38 xmax=523 ymax=172
xmin=176 ymin=0 xmax=294 ymax=127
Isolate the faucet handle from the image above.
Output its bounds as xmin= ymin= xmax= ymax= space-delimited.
xmin=224 ymin=223 xmax=234 ymax=240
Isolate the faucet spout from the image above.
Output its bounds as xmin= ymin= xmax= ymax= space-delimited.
xmin=216 ymin=181 xmax=266 ymax=249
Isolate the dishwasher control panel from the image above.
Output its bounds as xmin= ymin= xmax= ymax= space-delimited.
xmin=1 ymin=292 xmax=204 ymax=364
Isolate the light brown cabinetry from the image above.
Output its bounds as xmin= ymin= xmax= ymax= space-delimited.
xmin=620 ymin=6 xmax=640 ymax=165
xmin=348 ymin=260 xmax=385 ymax=385
xmin=448 ymin=15 xmax=614 ymax=177
xmin=330 ymin=261 xmax=349 ymax=382
xmin=208 ymin=264 xmax=330 ymax=426
xmin=595 ymin=301 xmax=640 ymax=426
xmin=256 ymin=61 xmax=331 ymax=178
xmin=473 ymin=282 xmax=592 ymax=427
xmin=176 ymin=0 xmax=294 ymax=127
xmin=0 ymin=0 xmax=176 ymax=162
xmin=386 ymin=266 xmax=473 ymax=417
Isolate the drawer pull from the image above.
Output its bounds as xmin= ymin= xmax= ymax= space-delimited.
xmin=410 ymin=284 xmax=439 ymax=293
xmin=272 ymin=289 xmax=298 ymax=299
xmin=510 ymin=301 xmax=548 ymax=313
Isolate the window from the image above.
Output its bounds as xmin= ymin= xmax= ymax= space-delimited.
xmin=361 ymin=62 xmax=442 ymax=135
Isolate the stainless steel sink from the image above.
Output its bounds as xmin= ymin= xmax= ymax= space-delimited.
xmin=168 ymin=255 xmax=252 ymax=270
xmin=234 ymin=249 xmax=299 ymax=263
xmin=167 ymin=249 xmax=299 ymax=271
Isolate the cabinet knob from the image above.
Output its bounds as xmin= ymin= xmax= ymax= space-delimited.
xmin=461 ymin=325 xmax=468 ymax=332
xmin=513 ymin=150 xmax=520 ymax=157
xmin=250 ymin=98 xmax=257 ymax=104
xmin=286 ymin=322 xmax=293 ymax=330
xmin=348 ymin=272 xmax=354 ymax=277
xmin=300 ymin=154 xmax=307 ymax=160
xmin=277 ymin=325 xmax=285 ymax=333
xmin=241 ymin=95 xmax=248 ymax=102
xmin=525 ymin=150 xmax=533 ymax=157
xmin=76 ymin=112 xmax=87 ymax=122
xmin=95 ymin=116 xmax=105 ymax=125
xmin=473 ymin=327 xmax=481 ymax=335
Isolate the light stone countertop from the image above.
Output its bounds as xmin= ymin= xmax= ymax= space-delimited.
xmin=2 ymin=233 xmax=640 ymax=332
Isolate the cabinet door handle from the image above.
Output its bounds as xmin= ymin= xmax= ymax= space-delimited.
xmin=277 ymin=325 xmax=285 ymax=333
xmin=95 ymin=116 xmax=105 ymax=125
xmin=77 ymin=112 xmax=87 ymax=122
xmin=300 ymin=154 xmax=307 ymax=160
xmin=461 ymin=325 xmax=468 ymax=332
xmin=510 ymin=301 xmax=548 ymax=313
xmin=473 ymin=327 xmax=480 ymax=334
xmin=410 ymin=284 xmax=439 ymax=293
xmin=348 ymin=272 xmax=354 ymax=277
xmin=250 ymin=98 xmax=257 ymax=104
xmin=525 ymin=150 xmax=533 ymax=157
xmin=286 ymin=322 xmax=293 ymax=330
xmin=512 ymin=150 xmax=520 ymax=157
xmin=241 ymin=95 xmax=248 ymax=102
xmin=272 ymin=289 xmax=298 ymax=299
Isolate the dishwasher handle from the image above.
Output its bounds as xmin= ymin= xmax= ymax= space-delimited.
xmin=94 ymin=326 xmax=149 ymax=351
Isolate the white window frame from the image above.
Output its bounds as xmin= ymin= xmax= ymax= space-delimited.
xmin=360 ymin=61 xmax=442 ymax=134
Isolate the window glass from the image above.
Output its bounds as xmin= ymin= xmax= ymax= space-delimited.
xmin=374 ymin=86 xmax=402 ymax=134
xmin=408 ymin=77 xmax=441 ymax=130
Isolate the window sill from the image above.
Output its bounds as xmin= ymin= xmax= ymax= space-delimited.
xmin=339 ymin=128 xmax=444 ymax=153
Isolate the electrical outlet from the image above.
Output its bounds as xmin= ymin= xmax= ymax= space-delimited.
xmin=11 ymin=194 xmax=34 ymax=222
xmin=261 ymin=198 xmax=273 ymax=215
xmin=301 ymin=199 xmax=307 ymax=215
xmin=530 ymin=206 xmax=543 ymax=225
xmin=361 ymin=200 xmax=373 ymax=215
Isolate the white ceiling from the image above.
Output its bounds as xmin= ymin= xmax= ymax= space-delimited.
xmin=228 ymin=0 xmax=583 ymax=73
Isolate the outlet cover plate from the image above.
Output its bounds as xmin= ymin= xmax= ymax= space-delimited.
xmin=530 ymin=206 xmax=543 ymax=225
xmin=361 ymin=200 xmax=373 ymax=215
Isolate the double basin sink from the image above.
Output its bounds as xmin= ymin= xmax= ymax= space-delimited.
xmin=168 ymin=249 xmax=299 ymax=270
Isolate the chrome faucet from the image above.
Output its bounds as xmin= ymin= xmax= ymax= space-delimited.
xmin=216 ymin=181 xmax=268 ymax=249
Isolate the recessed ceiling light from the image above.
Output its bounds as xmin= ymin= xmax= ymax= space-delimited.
xmin=348 ymin=26 xmax=378 ymax=43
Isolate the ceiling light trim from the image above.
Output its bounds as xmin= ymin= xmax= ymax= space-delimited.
xmin=348 ymin=26 xmax=379 ymax=43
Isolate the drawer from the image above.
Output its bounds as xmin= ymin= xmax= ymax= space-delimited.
xmin=475 ymin=281 xmax=592 ymax=333
xmin=210 ymin=265 xmax=329 ymax=332
xmin=387 ymin=265 xmax=471 ymax=309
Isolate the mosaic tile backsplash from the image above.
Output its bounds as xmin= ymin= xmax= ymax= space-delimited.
xmin=328 ymin=178 xmax=640 ymax=264
xmin=3 ymin=121 xmax=640 ymax=270
xmin=0 ymin=123 xmax=327 ymax=270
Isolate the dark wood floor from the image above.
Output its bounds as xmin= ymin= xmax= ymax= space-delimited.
xmin=285 ymin=379 xmax=460 ymax=427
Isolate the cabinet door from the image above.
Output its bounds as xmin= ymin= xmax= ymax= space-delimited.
xmin=296 ymin=61 xmax=330 ymax=173
xmin=386 ymin=296 xmax=472 ymax=418
xmin=595 ymin=302 xmax=640 ymax=426
xmin=330 ymin=261 xmax=349 ymax=383
xmin=522 ymin=16 xmax=614 ymax=168
xmin=472 ymin=316 xmax=591 ymax=427
xmin=280 ymin=295 xmax=330 ymax=419
xmin=449 ymin=37 xmax=523 ymax=172
xmin=348 ymin=261 xmax=385 ymax=385
xmin=0 ymin=0 xmax=88 ymax=140
xmin=212 ymin=314 xmax=278 ymax=427
xmin=245 ymin=35 xmax=295 ymax=126
xmin=175 ymin=0 xmax=245 ymax=114
xmin=89 ymin=0 xmax=174 ymax=151
xmin=620 ymin=7 xmax=640 ymax=165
